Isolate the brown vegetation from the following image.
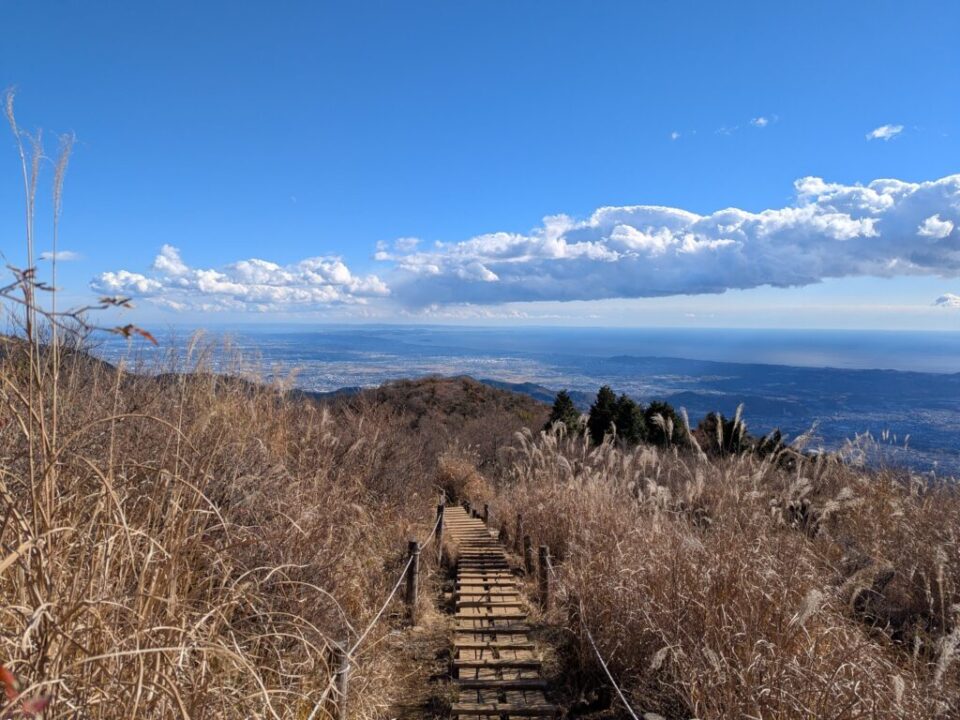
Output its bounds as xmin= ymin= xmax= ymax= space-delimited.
xmin=0 ymin=335 xmax=450 ymax=718
xmin=491 ymin=427 xmax=960 ymax=719
xmin=355 ymin=376 xmax=549 ymax=472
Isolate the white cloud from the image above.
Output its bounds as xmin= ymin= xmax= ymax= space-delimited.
xmin=670 ymin=131 xmax=681 ymax=141
xmin=750 ymin=116 xmax=769 ymax=128
xmin=866 ymin=124 xmax=904 ymax=141
xmin=93 ymin=247 xmax=389 ymax=311
xmin=917 ymin=214 xmax=954 ymax=239
xmin=39 ymin=250 xmax=82 ymax=261
xmin=152 ymin=244 xmax=189 ymax=275
xmin=935 ymin=293 xmax=960 ymax=308
xmin=380 ymin=173 xmax=960 ymax=306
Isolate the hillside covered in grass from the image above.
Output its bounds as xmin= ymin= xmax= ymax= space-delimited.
xmin=2 ymin=332 xmax=958 ymax=718
xmin=0 ymin=333 xmax=562 ymax=717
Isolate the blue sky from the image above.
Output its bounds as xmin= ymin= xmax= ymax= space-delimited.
xmin=2 ymin=1 xmax=959 ymax=329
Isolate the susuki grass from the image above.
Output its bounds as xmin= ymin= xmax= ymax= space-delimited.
xmin=492 ymin=426 xmax=959 ymax=718
xmin=0 ymin=333 xmax=442 ymax=719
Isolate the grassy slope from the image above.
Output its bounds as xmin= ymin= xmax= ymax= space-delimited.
xmin=0 ymin=345 xmax=546 ymax=718
xmin=492 ymin=429 xmax=960 ymax=719
xmin=2 ymin=339 xmax=958 ymax=718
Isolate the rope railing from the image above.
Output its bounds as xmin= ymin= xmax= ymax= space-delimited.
xmin=544 ymin=553 xmax=642 ymax=720
xmin=307 ymin=508 xmax=444 ymax=720
xmin=346 ymin=553 xmax=415 ymax=656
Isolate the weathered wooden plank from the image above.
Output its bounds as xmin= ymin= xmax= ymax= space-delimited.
xmin=450 ymin=702 xmax=558 ymax=716
xmin=457 ymin=678 xmax=547 ymax=690
xmin=453 ymin=658 xmax=541 ymax=669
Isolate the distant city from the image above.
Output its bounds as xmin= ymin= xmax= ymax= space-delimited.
xmin=93 ymin=326 xmax=960 ymax=475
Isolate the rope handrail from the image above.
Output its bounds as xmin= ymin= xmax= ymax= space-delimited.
xmin=347 ymin=553 xmax=414 ymax=656
xmin=544 ymin=555 xmax=642 ymax=720
xmin=418 ymin=510 xmax=443 ymax=550
xmin=347 ymin=511 xmax=442 ymax=655
xmin=305 ymin=510 xmax=443 ymax=720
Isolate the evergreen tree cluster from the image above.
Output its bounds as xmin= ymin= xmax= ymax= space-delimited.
xmin=545 ymin=385 xmax=686 ymax=447
xmin=545 ymin=385 xmax=788 ymax=457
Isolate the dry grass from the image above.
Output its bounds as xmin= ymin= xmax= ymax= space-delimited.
xmin=0 ymin=334 xmax=443 ymax=718
xmin=434 ymin=446 xmax=493 ymax=505
xmin=491 ymin=427 xmax=960 ymax=719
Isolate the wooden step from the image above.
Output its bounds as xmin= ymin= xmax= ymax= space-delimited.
xmin=454 ymin=658 xmax=541 ymax=669
xmin=456 ymin=613 xmax=528 ymax=622
xmin=450 ymin=702 xmax=558 ymax=716
xmin=457 ymin=570 xmax=518 ymax=585
xmin=453 ymin=641 xmax=535 ymax=650
xmin=456 ymin=678 xmax=547 ymax=690
xmin=454 ymin=628 xmax=531 ymax=637
xmin=456 ymin=573 xmax=517 ymax=579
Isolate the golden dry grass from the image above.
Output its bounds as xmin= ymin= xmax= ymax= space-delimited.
xmin=491 ymin=427 xmax=960 ymax=719
xmin=0 ymin=337 xmax=439 ymax=718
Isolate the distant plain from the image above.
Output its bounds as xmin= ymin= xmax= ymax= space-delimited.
xmin=94 ymin=326 xmax=960 ymax=474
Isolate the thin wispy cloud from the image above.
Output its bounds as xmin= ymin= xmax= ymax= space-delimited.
xmin=93 ymin=245 xmax=388 ymax=312
xmin=40 ymin=250 xmax=82 ymax=261
xmin=714 ymin=115 xmax=775 ymax=135
xmin=379 ymin=173 xmax=960 ymax=307
xmin=866 ymin=124 xmax=904 ymax=141
xmin=670 ymin=131 xmax=681 ymax=141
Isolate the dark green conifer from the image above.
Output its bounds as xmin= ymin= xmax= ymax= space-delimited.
xmin=545 ymin=390 xmax=582 ymax=435
xmin=587 ymin=385 xmax=618 ymax=444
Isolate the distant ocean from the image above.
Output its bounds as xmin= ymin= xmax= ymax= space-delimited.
xmin=93 ymin=326 xmax=960 ymax=475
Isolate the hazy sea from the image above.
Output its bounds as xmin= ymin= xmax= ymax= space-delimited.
xmin=94 ymin=326 xmax=960 ymax=476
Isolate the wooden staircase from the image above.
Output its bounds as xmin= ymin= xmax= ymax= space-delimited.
xmin=443 ymin=506 xmax=560 ymax=718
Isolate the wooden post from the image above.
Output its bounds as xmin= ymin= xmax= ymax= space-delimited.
xmin=498 ymin=520 xmax=509 ymax=544
xmin=436 ymin=504 xmax=445 ymax=565
xmin=333 ymin=641 xmax=350 ymax=720
xmin=405 ymin=540 xmax=420 ymax=620
xmin=483 ymin=503 xmax=490 ymax=525
xmin=538 ymin=545 xmax=550 ymax=611
xmin=523 ymin=535 xmax=534 ymax=575
xmin=464 ymin=500 xmax=471 ymax=515
xmin=514 ymin=513 xmax=523 ymax=553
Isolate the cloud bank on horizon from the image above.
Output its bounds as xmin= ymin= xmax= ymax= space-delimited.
xmin=381 ymin=173 xmax=960 ymax=307
xmin=94 ymin=173 xmax=960 ymax=313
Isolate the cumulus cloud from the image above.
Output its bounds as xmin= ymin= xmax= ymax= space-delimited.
xmin=670 ymin=131 xmax=681 ymax=141
xmin=866 ymin=124 xmax=903 ymax=141
xmin=750 ymin=116 xmax=769 ymax=128
xmin=93 ymin=245 xmax=389 ymax=312
xmin=917 ymin=214 xmax=954 ymax=239
xmin=378 ymin=173 xmax=960 ymax=306
xmin=935 ymin=293 xmax=960 ymax=308
xmin=40 ymin=250 xmax=82 ymax=261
